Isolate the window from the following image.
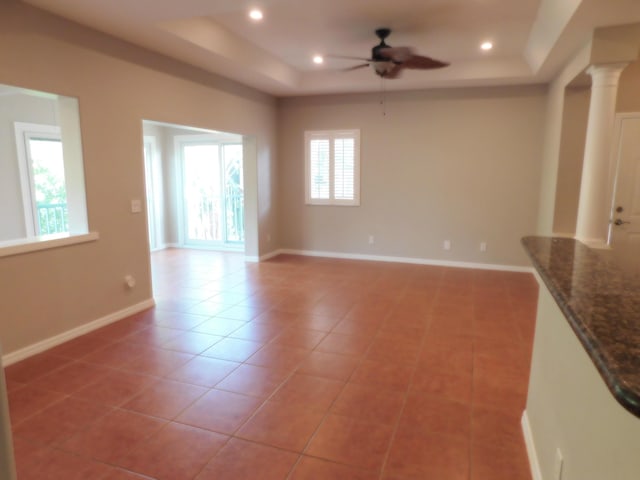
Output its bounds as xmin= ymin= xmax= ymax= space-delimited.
xmin=14 ymin=123 xmax=68 ymax=236
xmin=305 ymin=129 xmax=360 ymax=206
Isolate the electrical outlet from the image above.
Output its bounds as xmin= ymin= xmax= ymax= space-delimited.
xmin=368 ymin=235 xmax=375 ymax=245
xmin=554 ymin=448 xmax=564 ymax=480
xmin=443 ymin=240 xmax=451 ymax=250
xmin=480 ymin=242 xmax=487 ymax=252
xmin=124 ymin=275 xmax=136 ymax=289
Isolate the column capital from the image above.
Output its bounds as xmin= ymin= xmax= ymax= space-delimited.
xmin=586 ymin=62 xmax=629 ymax=86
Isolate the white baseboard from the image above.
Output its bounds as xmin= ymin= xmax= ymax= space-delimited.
xmin=2 ymin=299 xmax=155 ymax=366
xmin=245 ymin=250 xmax=281 ymax=262
xmin=258 ymin=250 xmax=282 ymax=262
xmin=271 ymin=248 xmax=534 ymax=273
xmin=522 ymin=410 xmax=543 ymax=480
xmin=149 ymin=243 xmax=178 ymax=252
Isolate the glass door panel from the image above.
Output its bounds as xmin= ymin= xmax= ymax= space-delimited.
xmin=183 ymin=144 xmax=222 ymax=244
xmin=180 ymin=141 xmax=244 ymax=249
xmin=223 ymin=144 xmax=244 ymax=244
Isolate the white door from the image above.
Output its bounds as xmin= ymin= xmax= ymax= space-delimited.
xmin=609 ymin=114 xmax=640 ymax=271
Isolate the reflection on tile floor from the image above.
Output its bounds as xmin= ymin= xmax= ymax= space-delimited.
xmin=7 ymin=248 xmax=537 ymax=479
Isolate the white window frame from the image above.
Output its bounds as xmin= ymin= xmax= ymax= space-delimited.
xmin=14 ymin=122 xmax=62 ymax=237
xmin=143 ymin=135 xmax=162 ymax=251
xmin=305 ymin=129 xmax=360 ymax=206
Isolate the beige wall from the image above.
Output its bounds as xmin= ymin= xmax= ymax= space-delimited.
xmin=552 ymin=87 xmax=589 ymax=235
xmin=617 ymin=59 xmax=640 ymax=112
xmin=278 ymin=87 xmax=546 ymax=267
xmin=525 ymin=282 xmax=640 ymax=480
xmin=0 ymin=1 xmax=278 ymax=355
xmin=536 ymin=43 xmax=592 ymax=236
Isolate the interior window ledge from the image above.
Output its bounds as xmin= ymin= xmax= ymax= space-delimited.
xmin=0 ymin=232 xmax=99 ymax=258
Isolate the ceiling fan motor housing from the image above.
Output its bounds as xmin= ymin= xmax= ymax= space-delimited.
xmin=372 ymin=27 xmax=393 ymax=61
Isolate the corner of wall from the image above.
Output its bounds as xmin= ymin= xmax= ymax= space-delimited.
xmin=522 ymin=410 xmax=544 ymax=480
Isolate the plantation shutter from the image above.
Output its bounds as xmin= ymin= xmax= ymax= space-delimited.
xmin=333 ymin=137 xmax=355 ymax=200
xmin=305 ymin=129 xmax=359 ymax=206
xmin=309 ymin=138 xmax=330 ymax=200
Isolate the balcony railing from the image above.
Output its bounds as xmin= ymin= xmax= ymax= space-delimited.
xmin=37 ymin=203 xmax=68 ymax=235
xmin=225 ymin=191 xmax=244 ymax=243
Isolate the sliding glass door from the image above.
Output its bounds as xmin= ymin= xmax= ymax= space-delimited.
xmin=180 ymin=140 xmax=244 ymax=249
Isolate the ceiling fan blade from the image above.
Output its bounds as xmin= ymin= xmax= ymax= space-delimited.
xmin=326 ymin=54 xmax=372 ymax=62
xmin=342 ymin=63 xmax=370 ymax=72
xmin=403 ymin=55 xmax=450 ymax=69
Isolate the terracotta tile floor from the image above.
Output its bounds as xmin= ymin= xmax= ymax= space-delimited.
xmin=6 ymin=249 xmax=538 ymax=479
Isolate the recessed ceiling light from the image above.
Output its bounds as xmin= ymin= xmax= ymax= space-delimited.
xmin=481 ymin=41 xmax=493 ymax=51
xmin=313 ymin=55 xmax=324 ymax=65
xmin=249 ymin=9 xmax=263 ymax=21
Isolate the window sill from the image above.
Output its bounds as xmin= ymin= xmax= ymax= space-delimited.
xmin=0 ymin=232 xmax=99 ymax=258
xmin=305 ymin=202 xmax=361 ymax=207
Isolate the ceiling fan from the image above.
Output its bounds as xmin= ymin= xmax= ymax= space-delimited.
xmin=334 ymin=28 xmax=449 ymax=79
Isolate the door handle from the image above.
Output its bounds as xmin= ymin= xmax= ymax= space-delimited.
xmin=614 ymin=218 xmax=631 ymax=226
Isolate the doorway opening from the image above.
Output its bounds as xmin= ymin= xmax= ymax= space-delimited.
xmin=141 ymin=120 xmax=246 ymax=252
xmin=141 ymin=120 xmax=257 ymax=296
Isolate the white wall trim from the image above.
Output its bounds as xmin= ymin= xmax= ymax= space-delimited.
xmin=0 ymin=232 xmax=99 ymax=258
xmin=148 ymin=244 xmax=175 ymax=253
xmin=244 ymin=250 xmax=281 ymax=262
xmin=532 ymin=269 xmax=544 ymax=286
xmin=522 ymin=410 xmax=543 ymax=480
xmin=271 ymin=248 xmax=534 ymax=273
xmin=259 ymin=250 xmax=282 ymax=261
xmin=2 ymin=298 xmax=155 ymax=366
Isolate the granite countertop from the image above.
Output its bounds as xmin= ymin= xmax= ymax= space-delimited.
xmin=522 ymin=236 xmax=640 ymax=418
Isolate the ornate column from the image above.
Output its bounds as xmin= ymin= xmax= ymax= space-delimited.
xmin=575 ymin=63 xmax=628 ymax=248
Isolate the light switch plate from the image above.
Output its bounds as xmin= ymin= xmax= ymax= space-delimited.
xmin=131 ymin=199 xmax=142 ymax=213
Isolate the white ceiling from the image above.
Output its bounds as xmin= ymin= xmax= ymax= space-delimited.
xmin=21 ymin=0 xmax=640 ymax=97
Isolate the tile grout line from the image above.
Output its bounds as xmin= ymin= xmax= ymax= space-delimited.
xmin=377 ymin=272 xmax=442 ymax=479
xmin=282 ymin=279 xmax=401 ymax=479
xmin=279 ymin=298 xmax=367 ymax=479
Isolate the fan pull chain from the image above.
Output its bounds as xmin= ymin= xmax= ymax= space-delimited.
xmin=380 ymin=77 xmax=387 ymax=117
